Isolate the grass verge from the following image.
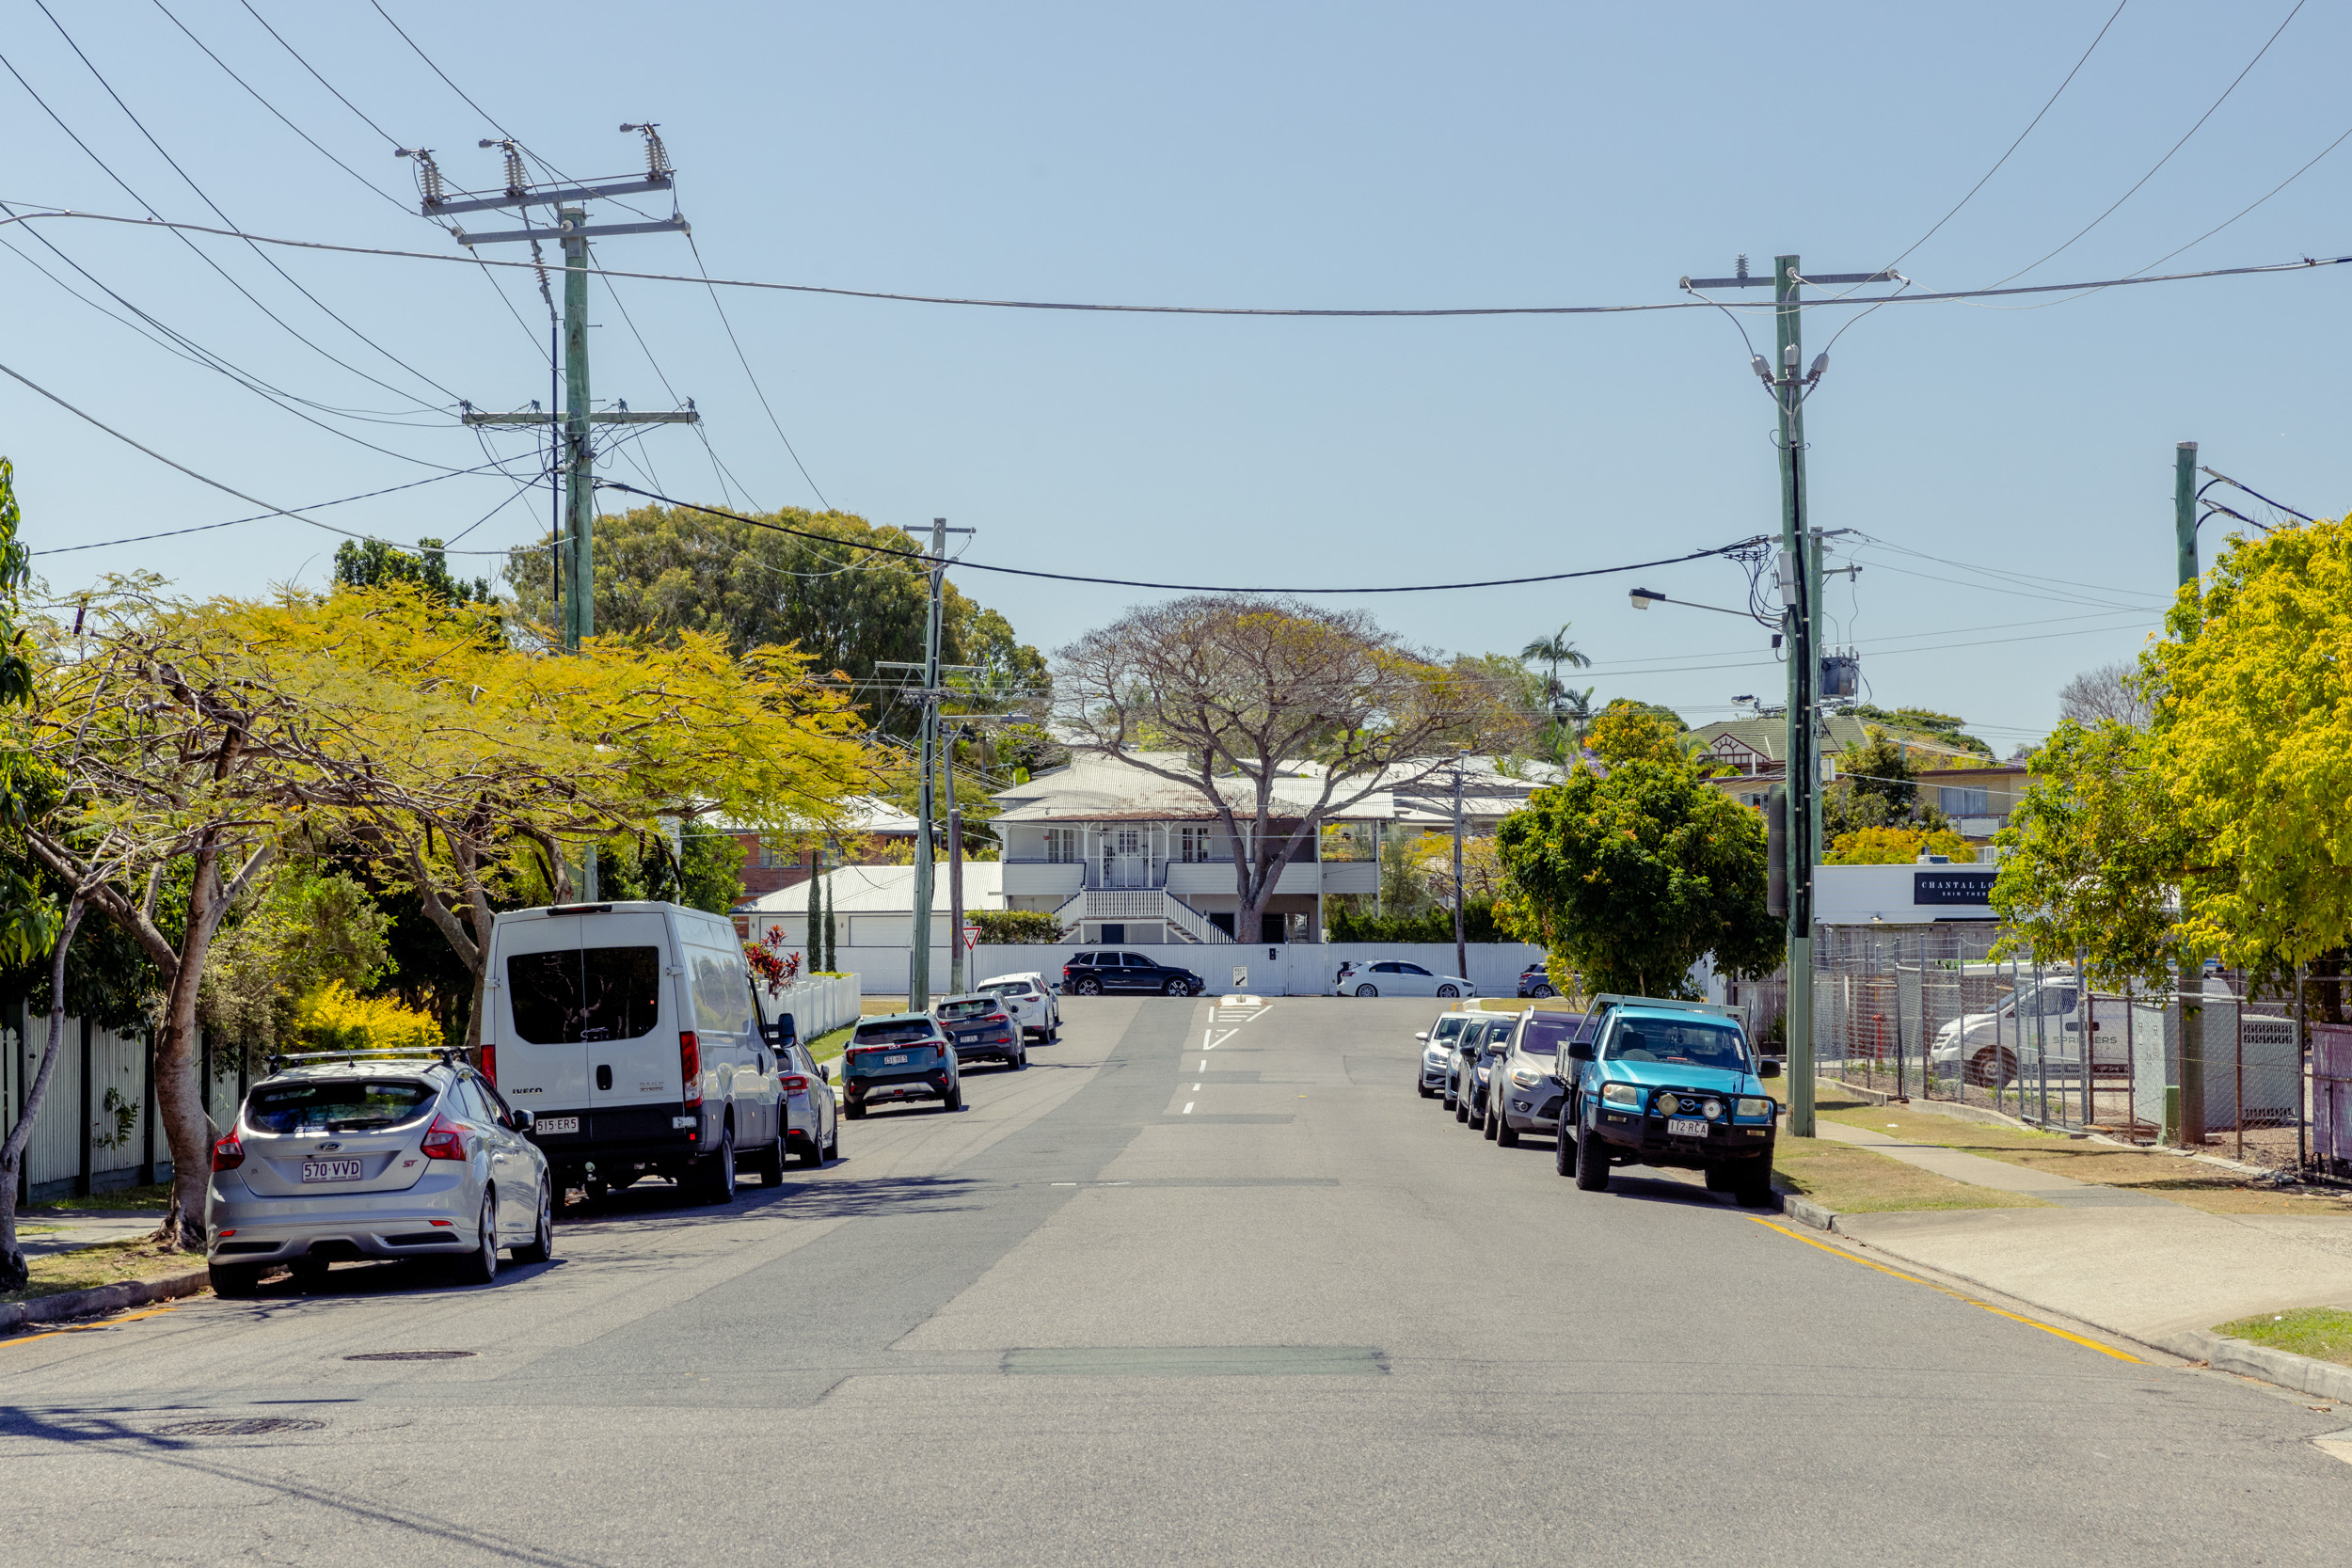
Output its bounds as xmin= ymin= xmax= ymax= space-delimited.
xmin=3 ymin=1236 xmax=201 ymax=1307
xmin=1773 ymin=1135 xmax=2051 ymax=1214
xmin=1819 ymin=1102 xmax=2352 ymax=1216
xmin=2214 ymin=1307 xmax=2352 ymax=1367
xmin=23 ymin=1182 xmax=175 ymax=1215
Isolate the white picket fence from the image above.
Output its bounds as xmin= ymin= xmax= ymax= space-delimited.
xmin=774 ymin=974 xmax=862 ymax=1039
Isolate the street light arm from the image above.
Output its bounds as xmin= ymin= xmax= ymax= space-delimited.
xmin=1629 ymin=588 xmax=1756 ymax=618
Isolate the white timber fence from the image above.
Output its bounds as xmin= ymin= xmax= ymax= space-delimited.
xmin=774 ymin=974 xmax=862 ymax=1039
xmin=3 ymin=1010 xmax=173 ymax=1204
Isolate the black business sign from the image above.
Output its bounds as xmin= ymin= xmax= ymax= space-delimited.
xmin=1913 ymin=870 xmax=1996 ymax=906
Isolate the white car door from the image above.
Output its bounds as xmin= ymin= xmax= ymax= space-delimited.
xmin=1393 ymin=962 xmax=1439 ymax=998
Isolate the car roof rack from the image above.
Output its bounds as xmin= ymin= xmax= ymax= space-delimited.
xmin=262 ymin=1045 xmax=468 ymax=1075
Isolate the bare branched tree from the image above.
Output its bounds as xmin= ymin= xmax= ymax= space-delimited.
xmin=1052 ymin=595 xmax=1528 ymax=942
xmin=2058 ymin=660 xmax=2152 ymax=729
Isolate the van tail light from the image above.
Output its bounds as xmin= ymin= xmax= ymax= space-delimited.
xmin=679 ymin=1032 xmax=702 ymax=1108
xmin=211 ymin=1134 xmax=245 ymax=1172
xmin=420 ymin=1115 xmax=467 ymax=1162
xmin=778 ymin=1073 xmax=809 ymax=1094
xmin=480 ymin=1043 xmax=498 ymax=1085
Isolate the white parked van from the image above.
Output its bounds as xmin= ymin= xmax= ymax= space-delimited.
xmin=482 ymin=900 xmax=791 ymax=1204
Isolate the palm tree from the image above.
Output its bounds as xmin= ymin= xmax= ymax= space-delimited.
xmin=1520 ymin=625 xmax=1592 ymax=762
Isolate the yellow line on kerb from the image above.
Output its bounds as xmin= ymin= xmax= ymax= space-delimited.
xmin=1749 ymin=1217 xmax=2141 ymax=1364
xmin=2 ymin=1302 xmax=183 ymax=1349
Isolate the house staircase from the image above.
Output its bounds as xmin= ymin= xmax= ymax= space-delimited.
xmin=1050 ymin=887 xmax=1232 ymax=944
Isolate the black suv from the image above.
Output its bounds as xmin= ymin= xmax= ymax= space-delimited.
xmin=1061 ymin=950 xmax=1206 ymax=997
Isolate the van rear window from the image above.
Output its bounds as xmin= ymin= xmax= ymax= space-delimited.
xmin=507 ymin=945 xmax=661 ymax=1045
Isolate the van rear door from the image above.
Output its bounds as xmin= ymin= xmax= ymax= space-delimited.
xmin=496 ymin=914 xmax=591 ymax=1117
xmin=580 ymin=909 xmax=678 ymax=1116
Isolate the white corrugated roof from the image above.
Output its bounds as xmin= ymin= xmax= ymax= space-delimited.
xmin=738 ymin=861 xmax=1007 ymax=916
xmin=991 ymin=750 xmax=1549 ymax=825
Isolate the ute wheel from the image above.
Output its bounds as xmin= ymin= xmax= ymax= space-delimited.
xmin=1734 ymin=1162 xmax=1776 ymax=1208
xmin=513 ymin=1180 xmax=554 ymax=1263
xmin=209 ymin=1262 xmax=264 ymax=1299
xmin=1438 ymin=984 xmax=1459 ymax=999
xmin=1966 ymin=1048 xmax=2020 ymax=1087
xmin=453 ymin=1192 xmax=501 ymax=1286
xmin=1074 ymin=978 xmax=1103 ymax=996
xmin=1573 ymin=1117 xmax=1612 ymax=1192
xmin=699 ymin=1126 xmax=738 ymax=1204
xmin=1704 ymin=1165 xmax=1737 ymax=1194
xmin=1555 ymin=1113 xmax=1576 ymax=1178
xmin=1354 ymin=984 xmax=1378 ymax=998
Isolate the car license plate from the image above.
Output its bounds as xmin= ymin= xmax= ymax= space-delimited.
xmin=1667 ymin=1117 xmax=1708 ymax=1139
xmin=301 ymin=1158 xmax=363 ymax=1182
xmin=884 ymin=1053 xmax=909 ymax=1065
xmin=534 ymin=1117 xmax=580 ymax=1135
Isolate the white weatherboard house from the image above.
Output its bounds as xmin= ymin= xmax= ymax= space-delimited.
xmin=989 ymin=751 xmax=1547 ymax=945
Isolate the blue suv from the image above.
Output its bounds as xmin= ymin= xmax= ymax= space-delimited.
xmin=1554 ymin=996 xmax=1779 ymax=1206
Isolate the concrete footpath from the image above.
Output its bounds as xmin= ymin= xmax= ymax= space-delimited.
xmin=1812 ymin=1120 xmax=2352 ymax=1346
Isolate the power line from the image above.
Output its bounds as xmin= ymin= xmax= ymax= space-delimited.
xmin=1985 ymin=0 xmax=2307 ymax=289
xmin=6 ymin=208 xmax=2343 ymax=318
xmin=595 ymin=480 xmax=1767 ymax=594
xmin=36 ymin=457 xmax=533 ymax=555
xmin=1883 ymin=0 xmax=2132 ymax=272
xmin=26 ymin=2 xmax=464 ymax=409
xmin=236 ymin=1 xmax=402 ymax=148
xmin=0 ymin=354 xmax=524 ymax=556
xmin=685 ymin=228 xmax=831 ymax=511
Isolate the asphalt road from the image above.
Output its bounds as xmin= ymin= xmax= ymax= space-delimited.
xmin=4 ymin=996 xmax=2345 ymax=1566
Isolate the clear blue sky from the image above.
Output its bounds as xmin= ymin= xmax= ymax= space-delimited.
xmin=3 ymin=1 xmax=2345 ymax=751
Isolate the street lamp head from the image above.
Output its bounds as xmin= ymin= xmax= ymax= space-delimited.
xmin=1629 ymin=588 xmax=1663 ymax=610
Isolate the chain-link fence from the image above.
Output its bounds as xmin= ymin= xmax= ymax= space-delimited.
xmin=1797 ymin=925 xmax=2310 ymax=1167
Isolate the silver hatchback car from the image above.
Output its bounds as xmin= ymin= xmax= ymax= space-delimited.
xmin=205 ymin=1050 xmax=553 ymax=1297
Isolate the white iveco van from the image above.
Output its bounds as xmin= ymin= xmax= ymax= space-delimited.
xmin=482 ymin=900 xmax=791 ymax=1204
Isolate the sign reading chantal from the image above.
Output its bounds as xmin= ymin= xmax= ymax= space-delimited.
xmin=1913 ymin=870 xmax=1997 ymax=906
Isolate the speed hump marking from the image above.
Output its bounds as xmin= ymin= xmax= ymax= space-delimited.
xmin=1219 ymin=995 xmax=1264 ymax=1008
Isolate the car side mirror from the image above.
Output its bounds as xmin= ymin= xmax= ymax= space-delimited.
xmin=1414 ymin=1032 xmax=1429 ymax=1042
xmin=1566 ymin=1040 xmax=1596 ymax=1061
xmin=511 ymin=1108 xmax=536 ymax=1134
xmin=819 ymin=1063 xmax=832 ymax=1083
xmin=1758 ymin=1059 xmax=1782 ymax=1080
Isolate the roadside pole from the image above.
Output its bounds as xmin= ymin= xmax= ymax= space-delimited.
xmin=910 ymin=519 xmax=946 ymax=1010
xmin=2171 ymin=439 xmax=2204 ymax=1147
xmin=1675 ymin=255 xmax=1897 ymax=1138
xmin=946 ymin=726 xmax=966 ymax=995
xmin=1451 ymin=764 xmax=1468 ymax=986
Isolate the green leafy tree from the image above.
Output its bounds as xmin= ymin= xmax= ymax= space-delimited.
xmin=1600 ymin=697 xmax=1687 ymax=733
xmin=1845 ymin=703 xmax=1993 ymax=759
xmin=1497 ymin=710 xmax=1780 ymax=997
xmin=1823 ymin=727 xmax=1951 ymax=843
xmin=334 ymin=537 xmax=492 ymax=605
xmin=502 ymin=501 xmax=1042 ymax=736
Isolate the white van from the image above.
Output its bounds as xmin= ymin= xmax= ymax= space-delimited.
xmin=482 ymin=900 xmax=790 ymax=1204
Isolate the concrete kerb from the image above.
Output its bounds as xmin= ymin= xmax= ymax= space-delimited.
xmin=0 ymin=1266 xmax=209 ymax=1336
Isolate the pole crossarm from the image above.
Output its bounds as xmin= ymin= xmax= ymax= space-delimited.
xmin=458 ymin=216 xmax=689 ymax=246
xmin=1681 ymin=269 xmax=1901 ymax=290
xmin=422 ymin=174 xmax=676 ymax=218
xmin=463 ymin=409 xmax=700 ymax=427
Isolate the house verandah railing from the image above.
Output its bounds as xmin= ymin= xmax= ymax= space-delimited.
xmin=1723 ymin=926 xmax=2321 ymax=1171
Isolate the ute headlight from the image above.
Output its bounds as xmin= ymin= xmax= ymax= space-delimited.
xmin=1701 ymin=1098 xmax=1724 ymax=1119
xmin=1737 ymin=1097 xmax=1774 ymax=1119
xmin=1600 ymin=1082 xmax=1642 ymax=1109
xmin=1655 ymin=1093 xmax=1679 ymax=1116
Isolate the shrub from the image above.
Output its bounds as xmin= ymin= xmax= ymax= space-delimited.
xmin=1327 ymin=902 xmax=1505 ymax=942
xmin=291 ymin=982 xmax=445 ymax=1053
xmin=970 ymin=910 xmax=1069 ymax=944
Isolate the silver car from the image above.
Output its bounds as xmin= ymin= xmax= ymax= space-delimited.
xmin=1416 ymin=1010 xmax=1482 ymax=1099
xmin=1454 ymin=1016 xmax=1515 ymax=1126
xmin=205 ymin=1050 xmax=552 ymax=1297
xmin=1483 ymin=1010 xmax=1588 ymax=1146
xmin=774 ymin=1037 xmax=840 ymax=1170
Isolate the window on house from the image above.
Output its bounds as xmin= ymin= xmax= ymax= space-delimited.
xmin=1178 ymin=825 xmax=1218 ymax=863
xmin=1043 ymin=828 xmax=1080 ymax=863
xmin=1938 ymin=786 xmax=1991 ymax=816
xmin=755 ymin=839 xmax=793 ymax=870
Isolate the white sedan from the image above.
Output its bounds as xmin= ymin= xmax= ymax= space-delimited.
xmin=1334 ymin=959 xmax=1478 ymax=999
xmin=977 ymin=972 xmax=1063 ymax=1041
